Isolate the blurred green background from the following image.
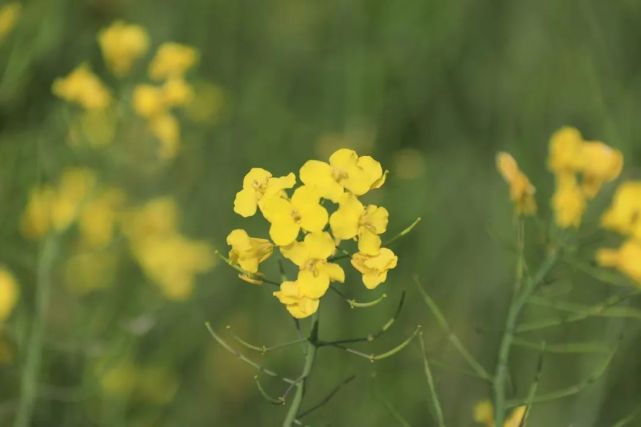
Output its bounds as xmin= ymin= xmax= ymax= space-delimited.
xmin=1 ymin=0 xmax=641 ymax=426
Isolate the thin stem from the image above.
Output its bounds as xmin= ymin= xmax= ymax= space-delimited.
xmin=493 ymin=249 xmax=559 ymax=425
xmin=225 ymin=326 xmax=307 ymax=354
xmin=329 ymin=326 xmax=421 ymax=362
xmin=418 ymin=332 xmax=446 ymax=427
xmin=298 ymin=375 xmax=356 ymax=418
xmin=522 ymin=348 xmax=545 ymax=425
xmin=415 ymin=278 xmax=493 ymax=381
xmin=282 ymin=313 xmax=318 ymax=427
xmin=14 ymin=236 xmax=57 ymax=427
xmin=511 ymin=337 xmax=609 ymax=354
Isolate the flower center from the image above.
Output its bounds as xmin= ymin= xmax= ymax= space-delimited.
xmin=291 ymin=208 xmax=302 ymax=223
xmin=331 ymin=167 xmax=348 ymax=182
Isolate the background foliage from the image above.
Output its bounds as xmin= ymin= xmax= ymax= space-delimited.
xmin=2 ymin=0 xmax=641 ymax=425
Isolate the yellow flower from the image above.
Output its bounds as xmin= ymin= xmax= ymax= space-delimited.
xmin=273 ymin=280 xmax=319 ymax=319
xmin=473 ymin=400 xmax=526 ymax=427
xmin=233 ymin=168 xmax=296 ymax=218
xmin=350 ymin=248 xmax=398 ymax=289
xmin=578 ymin=141 xmax=623 ymax=198
xmin=98 ymin=21 xmax=149 ymax=77
xmin=0 ymin=268 xmax=18 ymax=322
xmin=148 ymin=42 xmax=198 ymax=80
xmin=496 ymin=152 xmax=537 ymax=216
xmin=149 ymin=112 xmax=180 ymax=159
xmin=299 ymin=148 xmax=386 ymax=202
xmin=281 ymin=232 xmax=344 ymax=298
xmin=162 ymin=77 xmax=194 ymax=107
xmin=330 ymin=192 xmax=388 ymax=255
xmin=261 ymin=186 xmax=328 ymax=246
xmin=226 ymin=229 xmax=273 ymax=276
xmin=132 ymin=84 xmax=166 ymax=118
xmin=0 ymin=2 xmax=20 ymax=42
xmin=78 ymin=187 xmax=127 ymax=248
xmin=121 ymin=196 xmax=178 ymax=242
xmin=52 ymin=64 xmax=112 ymax=110
xmin=597 ymin=240 xmax=641 ymax=285
xmin=548 ymin=126 xmax=583 ymax=174
xmin=552 ymin=173 xmax=586 ymax=228
xmin=601 ymin=181 xmax=641 ymax=240
xmin=21 ymin=168 xmax=97 ymax=239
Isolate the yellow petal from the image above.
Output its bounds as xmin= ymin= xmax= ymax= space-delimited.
xmin=280 ymin=241 xmax=308 ymax=267
xmin=269 ymin=218 xmax=299 ymax=246
xmin=324 ymin=262 xmax=345 ymax=283
xmin=329 ymin=192 xmax=363 ymax=240
xmin=299 ymin=160 xmax=343 ymax=202
xmin=304 ymin=232 xmax=335 ymax=260
xmin=233 ymin=188 xmax=258 ymax=217
xmin=362 ymin=205 xmax=388 ymax=233
xmin=242 ymin=168 xmax=272 ymax=190
xmin=297 ymin=270 xmax=330 ymax=299
xmin=357 ymin=155 xmax=385 ymax=189
xmin=358 ymin=229 xmax=382 ymax=255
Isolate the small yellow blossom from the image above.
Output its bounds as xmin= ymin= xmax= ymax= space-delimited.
xmin=0 ymin=268 xmax=18 ymax=322
xmin=597 ymin=240 xmax=641 ymax=285
xmin=98 ymin=21 xmax=149 ymax=77
xmin=21 ymin=168 xmax=97 ymax=239
xmin=330 ymin=192 xmax=388 ymax=255
xmin=78 ymin=187 xmax=126 ymax=248
xmin=233 ymin=168 xmax=296 ymax=218
xmin=226 ymin=229 xmax=273 ymax=275
xmin=149 ymin=112 xmax=180 ymax=159
xmin=473 ymin=400 xmax=527 ymax=427
xmin=52 ymin=64 xmax=112 ymax=110
xmin=148 ymin=42 xmax=198 ymax=80
xmin=496 ymin=152 xmax=537 ymax=216
xmin=351 ymin=248 xmax=398 ymax=289
xmin=162 ymin=77 xmax=194 ymax=107
xmin=552 ymin=173 xmax=586 ymax=228
xmin=300 ymin=148 xmax=386 ymax=203
xmin=64 ymin=249 xmax=118 ymax=294
xmin=281 ymin=232 xmax=344 ymax=298
xmin=273 ymin=280 xmax=319 ymax=319
xmin=578 ymin=141 xmax=623 ymax=198
xmin=132 ymin=84 xmax=166 ymax=118
xmin=548 ymin=126 xmax=583 ymax=174
xmin=0 ymin=2 xmax=20 ymax=42
xmin=601 ymin=181 xmax=641 ymax=240
xmin=261 ymin=186 xmax=328 ymax=246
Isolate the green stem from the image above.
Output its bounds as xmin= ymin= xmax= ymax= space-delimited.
xmin=282 ymin=313 xmax=318 ymax=427
xmin=14 ymin=236 xmax=57 ymax=427
xmin=492 ymin=249 xmax=558 ymax=426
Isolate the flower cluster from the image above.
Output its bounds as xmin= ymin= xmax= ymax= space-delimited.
xmin=548 ymin=127 xmax=623 ymax=228
xmin=496 ymin=127 xmax=623 ymax=229
xmin=597 ymin=182 xmax=641 ymax=285
xmin=52 ymin=21 xmax=202 ymax=160
xmin=20 ymin=169 xmax=214 ymax=299
xmin=226 ymin=148 xmax=398 ymax=319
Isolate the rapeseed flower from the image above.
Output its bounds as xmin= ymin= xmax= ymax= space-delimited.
xmin=52 ymin=64 xmax=112 ymax=110
xmin=0 ymin=267 xmax=18 ymax=322
xmin=78 ymin=187 xmax=126 ymax=248
xmin=233 ymin=168 xmax=296 ymax=217
xmin=149 ymin=112 xmax=180 ymax=159
xmin=597 ymin=240 xmax=641 ymax=285
xmin=551 ymin=173 xmax=586 ymax=228
xmin=473 ymin=400 xmax=526 ymax=427
xmin=0 ymin=2 xmax=20 ymax=42
xmin=273 ymin=280 xmax=320 ymax=319
xmin=600 ymin=181 xmax=641 ymax=240
xmin=300 ymin=148 xmax=386 ymax=202
xmin=578 ymin=141 xmax=623 ymax=198
xmin=226 ymin=229 xmax=273 ymax=277
xmin=148 ymin=42 xmax=198 ymax=80
xmin=98 ymin=21 xmax=149 ymax=76
xmin=351 ymin=248 xmax=398 ymax=289
xmin=496 ymin=152 xmax=537 ymax=216
xmin=330 ymin=192 xmax=388 ymax=254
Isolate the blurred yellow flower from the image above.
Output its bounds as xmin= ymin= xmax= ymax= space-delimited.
xmin=281 ymin=232 xmax=344 ymax=298
xmin=330 ymin=192 xmax=388 ymax=255
xmin=351 ymin=248 xmax=398 ymax=289
xmin=162 ymin=77 xmax=194 ymax=107
xmin=78 ymin=187 xmax=127 ymax=248
xmin=123 ymin=197 xmax=214 ymax=300
xmin=261 ymin=185 xmax=328 ymax=246
xmin=149 ymin=112 xmax=180 ymax=160
xmin=601 ymin=181 xmax=641 ymax=240
xmin=552 ymin=173 xmax=586 ymax=228
xmin=21 ymin=168 xmax=97 ymax=239
xmin=473 ymin=399 xmax=526 ymax=427
xmin=0 ymin=2 xmax=20 ymax=42
xmin=273 ymin=280 xmax=319 ymax=319
xmin=148 ymin=42 xmax=198 ymax=80
xmin=578 ymin=141 xmax=623 ymax=198
xmin=0 ymin=267 xmax=18 ymax=322
xmin=496 ymin=152 xmax=537 ymax=216
xmin=133 ymin=84 xmax=166 ymax=118
xmin=548 ymin=126 xmax=583 ymax=174
xmin=226 ymin=229 xmax=273 ymax=276
xmin=597 ymin=240 xmax=641 ymax=285
xmin=52 ymin=64 xmax=112 ymax=110
xmin=233 ymin=168 xmax=296 ymax=218
xmin=300 ymin=148 xmax=386 ymax=202
xmin=98 ymin=21 xmax=149 ymax=77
